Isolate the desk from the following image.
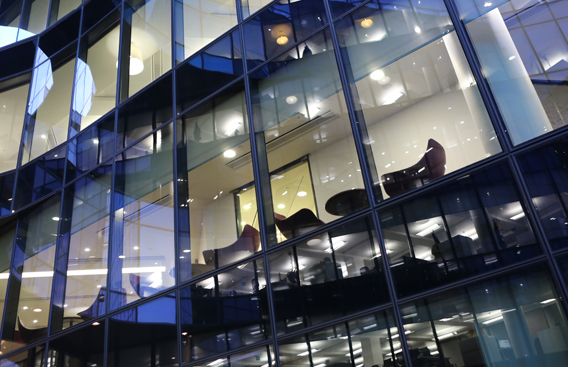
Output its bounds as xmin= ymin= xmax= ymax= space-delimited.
xmin=325 ymin=189 xmax=368 ymax=216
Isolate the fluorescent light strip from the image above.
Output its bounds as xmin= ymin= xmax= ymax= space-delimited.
xmin=510 ymin=212 xmax=525 ymax=220
xmin=346 ymin=349 xmax=362 ymax=356
xmin=207 ymin=359 xmax=226 ymax=366
xmin=541 ymin=298 xmax=556 ymax=304
xmin=416 ymin=224 xmax=440 ymax=237
xmin=1 ymin=266 xmax=167 ymax=280
xmin=297 ymin=349 xmax=319 ymax=357
xmin=386 ymin=349 xmax=402 ymax=356
xmin=482 ymin=316 xmax=503 ymax=325
xmin=433 ymin=332 xmax=457 ymax=340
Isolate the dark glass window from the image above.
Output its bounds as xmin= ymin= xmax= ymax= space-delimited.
xmin=517 ymin=135 xmax=568 ymax=251
xmin=380 ymin=162 xmax=540 ymax=298
xmin=400 ymin=265 xmax=568 ymax=367
xmin=267 ymin=216 xmax=389 ymax=335
xmin=108 ymin=293 xmax=178 ymax=367
xmin=180 ymin=259 xmax=270 ymax=362
xmin=47 ymin=320 xmax=105 ymax=367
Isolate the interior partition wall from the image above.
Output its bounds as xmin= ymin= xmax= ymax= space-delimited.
xmin=1 ymin=0 xmax=568 ymax=366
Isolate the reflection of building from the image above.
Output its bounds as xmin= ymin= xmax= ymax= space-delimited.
xmin=3 ymin=0 xmax=568 ymax=367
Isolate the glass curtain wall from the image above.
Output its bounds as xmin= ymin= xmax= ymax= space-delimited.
xmin=0 ymin=82 xmax=29 ymax=173
xmin=456 ymin=0 xmax=568 ymax=145
xmin=111 ymin=124 xmax=175 ymax=310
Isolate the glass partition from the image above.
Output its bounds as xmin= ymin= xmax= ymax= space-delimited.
xmin=22 ymin=45 xmax=76 ymax=164
xmin=0 ymin=173 xmax=15 ymax=216
xmin=517 ymin=135 xmax=568 ymax=251
xmin=1 ymin=195 xmax=61 ymax=353
xmin=174 ymin=0 xmax=238 ymax=63
xmin=125 ymin=0 xmax=172 ymax=98
xmin=334 ymin=0 xmax=501 ymax=202
xmin=21 ymin=0 xmax=49 ymax=36
xmin=177 ymin=83 xmax=259 ymax=280
xmin=0 ymin=345 xmax=46 ymax=367
xmin=456 ymin=0 xmax=568 ymax=145
xmin=400 ymin=265 xmax=568 ymax=367
xmin=240 ymin=0 xmax=273 ymax=19
xmin=180 ymin=260 xmax=270 ymax=362
xmin=249 ymin=29 xmax=367 ymax=245
xmin=267 ymin=215 xmax=389 ymax=335
xmin=0 ymin=82 xmax=29 ymax=173
xmin=110 ymin=124 xmax=175 ymax=310
xmin=0 ymin=224 xmax=15 ymax=333
xmin=380 ymin=162 xmax=540 ymax=298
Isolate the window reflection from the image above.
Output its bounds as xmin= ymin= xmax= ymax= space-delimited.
xmin=174 ymin=0 xmax=238 ymax=63
xmin=111 ymin=125 xmax=175 ymax=309
xmin=49 ymin=0 xmax=82 ymax=25
xmin=126 ymin=0 xmax=172 ymax=98
xmin=108 ymin=293 xmax=177 ymax=367
xmin=1 ymin=195 xmax=60 ymax=353
xmin=243 ymin=0 xmax=328 ymax=65
xmin=0 ymin=81 xmax=29 ymax=173
xmin=71 ymin=25 xmax=120 ymax=133
xmin=54 ymin=166 xmax=112 ymax=330
xmin=458 ymin=0 xmax=568 ymax=145
xmin=380 ymin=163 xmax=540 ymax=298
xmin=22 ymin=46 xmax=75 ymax=164
xmin=47 ymin=320 xmax=105 ymax=367
xmin=267 ymin=216 xmax=389 ymax=334
xmin=0 ymin=224 xmax=15 ymax=332
xmin=517 ymin=135 xmax=568 ymax=250
xmin=278 ymin=310 xmax=401 ymax=367
xmin=401 ymin=266 xmax=568 ymax=367
xmin=334 ymin=0 xmax=501 ymax=201
xmin=177 ymin=84 xmax=259 ymax=279
xmin=0 ymin=345 xmax=45 ymax=367
xmin=180 ymin=260 xmax=270 ymax=362
xmin=250 ymin=29 xmax=367 ymax=245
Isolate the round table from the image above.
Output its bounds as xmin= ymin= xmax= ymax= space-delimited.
xmin=325 ymin=189 xmax=369 ymax=216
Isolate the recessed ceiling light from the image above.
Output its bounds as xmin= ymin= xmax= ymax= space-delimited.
xmin=297 ymin=191 xmax=307 ymax=197
xmin=224 ymin=150 xmax=236 ymax=158
xmin=33 ymin=308 xmax=42 ymax=313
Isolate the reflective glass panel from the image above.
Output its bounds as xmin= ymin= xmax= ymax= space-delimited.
xmin=49 ymin=0 xmax=82 ymax=25
xmin=22 ymin=0 xmax=49 ymax=36
xmin=400 ymin=265 xmax=568 ymax=367
xmin=47 ymin=320 xmax=105 ymax=367
xmin=22 ymin=47 xmax=76 ymax=164
xmin=108 ymin=293 xmax=178 ymax=367
xmin=267 ymin=216 xmax=389 ymax=335
xmin=0 ymin=345 xmax=46 ymax=367
xmin=457 ymin=0 xmax=568 ymax=145
xmin=334 ymin=0 xmax=501 ymax=201
xmin=0 ymin=82 xmax=29 ymax=173
xmin=0 ymin=0 xmax=24 ymax=49
xmin=1 ymin=195 xmax=60 ymax=353
xmin=66 ymin=112 xmax=115 ymax=181
xmin=54 ymin=166 xmax=112 ymax=330
xmin=72 ymin=25 xmax=120 ymax=133
xmin=0 ymin=224 xmax=15 ymax=332
xmin=240 ymin=0 xmax=272 ymax=19
xmin=14 ymin=145 xmax=66 ymax=210
xmin=126 ymin=0 xmax=172 ymax=97
xmin=517 ymin=135 xmax=568 ymax=251
xmin=110 ymin=124 xmax=175 ymax=309
xmin=250 ymin=29 xmax=366 ymax=245
xmin=243 ymin=0 xmax=328 ymax=66
xmin=0 ymin=172 xmax=15 ymax=216
xmin=176 ymin=28 xmax=243 ymax=114
xmin=177 ymin=84 xmax=259 ymax=280
xmin=174 ymin=0 xmax=238 ymax=63
xmin=180 ymin=260 xmax=270 ymax=362
xmin=380 ymin=163 xmax=540 ymax=298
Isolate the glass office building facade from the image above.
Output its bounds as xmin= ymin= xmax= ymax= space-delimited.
xmin=1 ymin=0 xmax=568 ymax=365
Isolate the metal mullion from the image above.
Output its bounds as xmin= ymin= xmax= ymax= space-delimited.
xmin=369 ymin=210 xmax=414 ymax=367
xmin=396 ymin=255 xmax=548 ymax=305
xmin=12 ymin=37 xmax=40 ymax=213
xmin=45 ymin=186 xmax=68 ymax=337
xmin=237 ymin=10 xmax=282 ymax=365
xmin=322 ymin=0 xmax=378 ymax=209
xmin=508 ymin=155 xmax=568 ymax=319
xmin=0 ymin=218 xmax=21 ymax=345
xmin=64 ymin=3 xmax=84 ymax=141
xmin=441 ymin=0 xmax=513 ymax=153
